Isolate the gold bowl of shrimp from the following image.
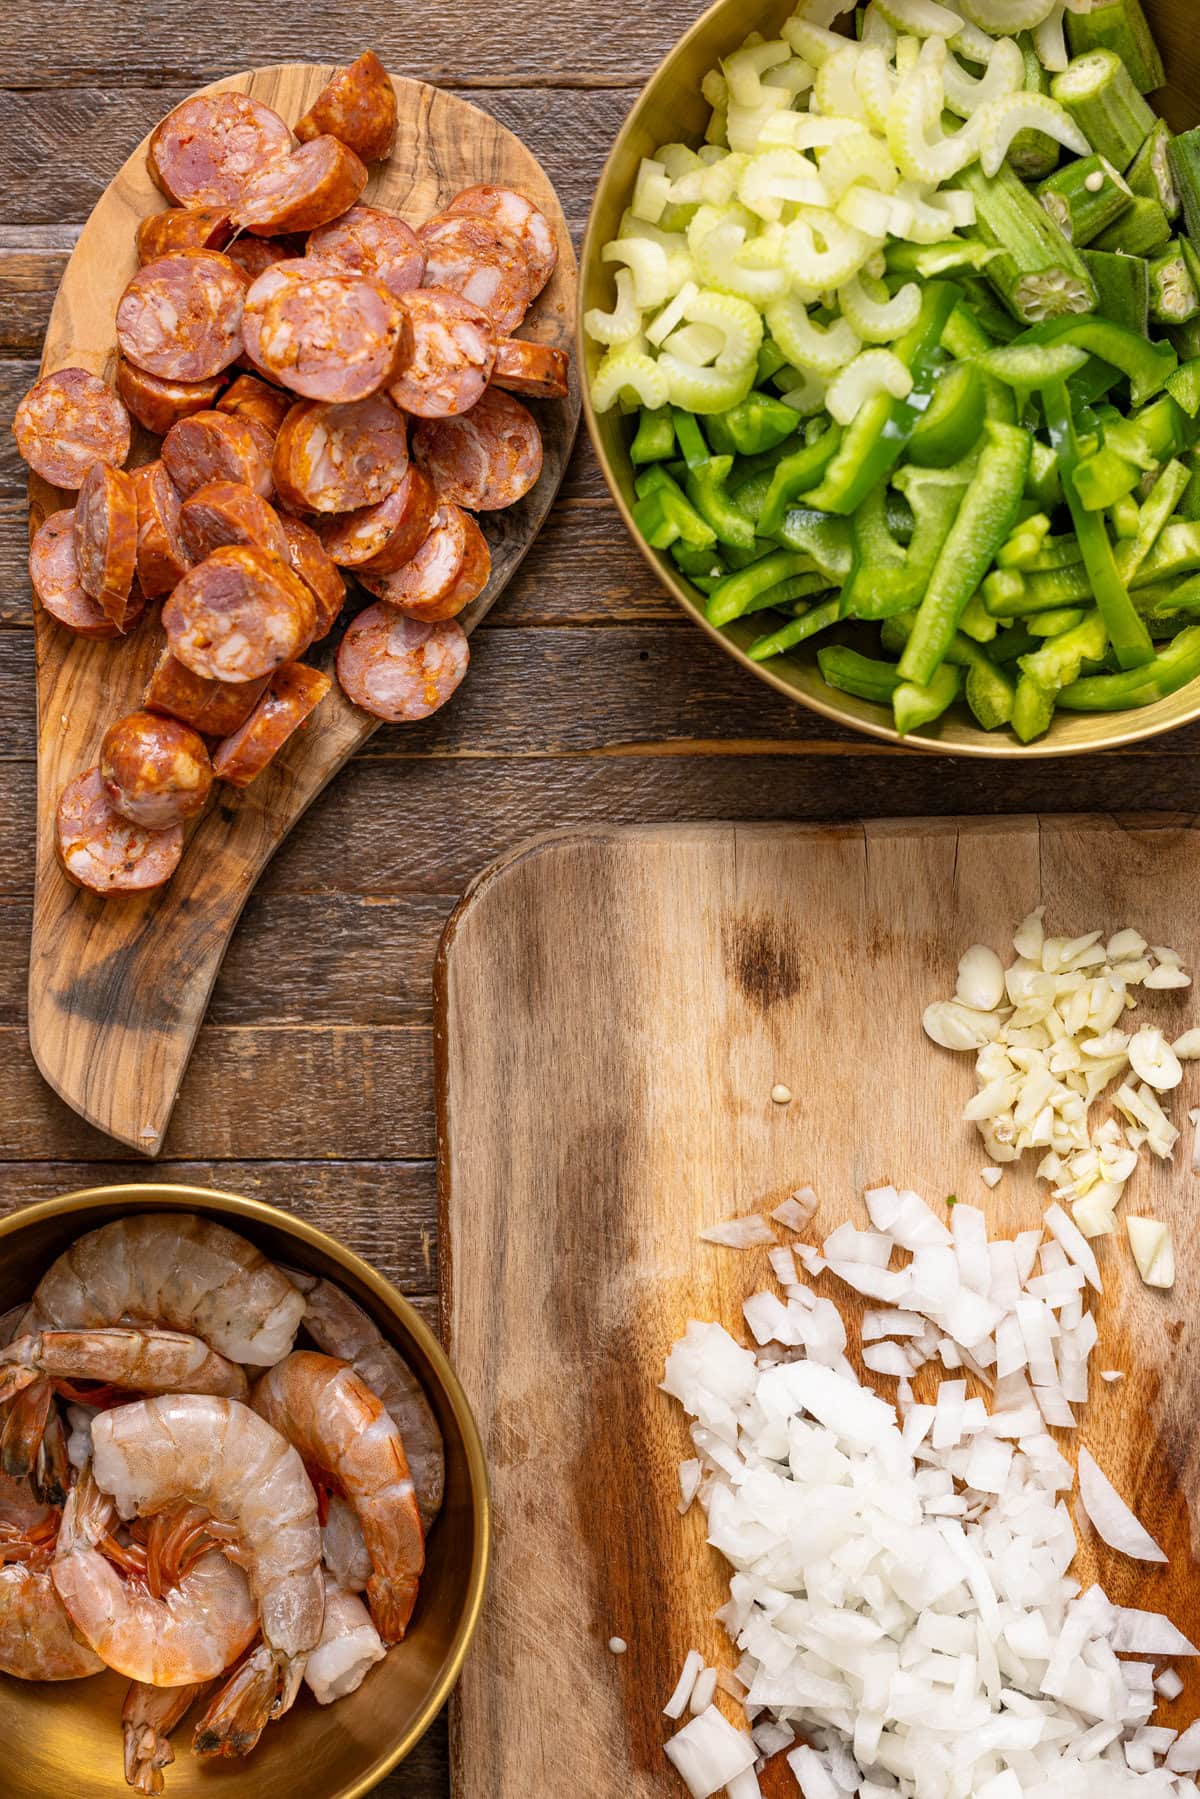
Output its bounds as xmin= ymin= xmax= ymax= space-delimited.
xmin=0 ymin=1184 xmax=489 ymax=1799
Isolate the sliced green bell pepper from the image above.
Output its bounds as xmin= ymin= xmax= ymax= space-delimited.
xmin=630 ymin=406 xmax=676 ymax=466
xmin=1010 ymin=316 xmax=1177 ymax=407
xmin=775 ymin=507 xmax=854 ymax=582
xmin=671 ymin=408 xmax=711 ymax=470
xmin=634 ymin=466 xmax=718 ymax=548
xmin=908 ymin=363 xmax=986 ymax=469
xmin=705 ymin=550 xmax=819 ymax=628
xmin=684 ymin=455 xmax=756 ymax=550
xmin=705 ymin=393 xmax=800 ymax=459
xmin=1167 ymin=358 xmax=1200 ymax=418
xmin=757 ymin=429 xmax=845 ymax=539
xmin=1058 ymin=626 xmax=1200 ymax=708
xmin=817 ymin=646 xmax=903 ymax=707
xmin=894 ymin=664 xmax=964 ymax=737
xmin=842 ymin=468 xmax=969 ymax=623
xmin=898 ymin=421 xmax=1032 ymax=688
xmin=748 ymin=598 xmax=841 ymax=662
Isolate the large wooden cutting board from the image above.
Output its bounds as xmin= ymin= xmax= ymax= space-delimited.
xmin=438 ymin=817 xmax=1200 ymax=1797
xmin=27 ymin=63 xmax=579 ymax=1155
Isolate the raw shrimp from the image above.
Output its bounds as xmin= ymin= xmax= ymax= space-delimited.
xmin=0 ymin=1326 xmax=249 ymax=1405
xmin=123 ymin=1679 xmax=212 ymax=1796
xmin=88 ymin=1393 xmax=324 ymax=1752
xmin=53 ymin=1465 xmax=260 ymax=1684
xmin=0 ymin=1473 xmax=104 ymax=1681
xmin=23 ymin=1213 xmax=306 ymax=1366
xmin=293 ymin=1273 xmax=445 ymax=1528
xmin=322 ymin=1491 xmax=372 ymax=1593
xmin=252 ymin=1351 xmax=424 ymax=1643
xmin=304 ymin=1573 xmax=385 ymax=1705
xmin=1 ymin=1378 xmax=71 ymax=1500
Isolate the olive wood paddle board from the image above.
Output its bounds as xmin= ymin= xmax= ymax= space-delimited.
xmin=26 ymin=62 xmax=579 ymax=1155
xmin=438 ymin=816 xmax=1200 ymax=1797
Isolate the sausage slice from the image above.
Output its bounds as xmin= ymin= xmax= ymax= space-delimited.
xmin=136 ymin=207 xmax=234 ymax=264
xmin=212 ymin=662 xmax=332 ymax=787
xmin=388 ymin=290 xmax=495 ymax=419
xmin=116 ymin=358 xmax=226 ymax=437
xmin=162 ymin=410 xmax=273 ymax=500
xmin=57 ymin=767 xmax=184 ymax=895
xmin=30 ymin=509 xmax=145 ymax=639
xmin=116 ymin=250 xmax=245 ymax=382
xmin=278 ymin=515 xmax=345 ymax=638
xmin=443 ymin=186 xmax=558 ymax=298
xmin=337 ymin=605 xmax=469 ymax=722
xmin=101 ymin=711 xmax=214 ymax=828
xmin=294 ymin=52 xmax=398 ymax=164
xmin=13 ymin=369 xmax=131 ymax=491
xmin=163 ymin=544 xmax=316 ymax=682
xmin=132 ymin=462 xmax=191 ymax=599
xmin=73 ymin=462 xmax=138 ymax=624
xmin=358 ymin=501 xmax=490 ymax=621
xmin=217 ymin=374 xmax=292 ymax=439
xmin=272 ymin=392 xmax=408 ymax=513
xmin=490 ymin=338 xmax=570 ymax=400
xmin=419 ymin=213 xmax=532 ymax=335
xmin=232 ymin=136 xmax=367 ymax=236
xmin=178 ymin=481 xmax=289 ymax=564
xmin=148 ymin=93 xmax=293 ymax=209
xmin=307 ymin=205 xmax=424 ymax=296
xmin=144 ymin=648 xmax=269 ymax=738
xmin=411 ymin=389 xmax=543 ymax=511
xmin=313 ymin=465 xmax=435 ymax=574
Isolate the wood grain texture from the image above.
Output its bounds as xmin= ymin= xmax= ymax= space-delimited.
xmin=27 ymin=61 xmax=580 ymax=1154
xmin=440 ymin=819 xmax=1200 ymax=1796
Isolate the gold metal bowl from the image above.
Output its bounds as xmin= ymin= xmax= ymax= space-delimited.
xmin=0 ymin=1184 xmax=490 ymax=1799
xmin=580 ymin=0 xmax=1200 ymax=757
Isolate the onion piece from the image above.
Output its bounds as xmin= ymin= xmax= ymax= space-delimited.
xmin=700 ymin=1216 xmax=777 ymax=1249
xmin=1109 ymin=1606 xmax=1197 ymax=1656
xmin=664 ymin=1706 xmax=756 ymax=1797
xmin=1077 ymin=1448 xmax=1168 ymax=1563
xmin=664 ymin=1649 xmax=706 ymax=1720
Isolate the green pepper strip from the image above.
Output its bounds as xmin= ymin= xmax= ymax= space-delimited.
xmin=1043 ymin=380 xmax=1155 ymax=671
xmin=684 ymin=455 xmax=757 ymax=550
xmin=908 ymin=363 xmax=986 ymax=469
xmin=1116 ymin=460 xmax=1191 ymax=584
xmin=634 ymin=466 xmax=717 ymax=548
xmin=631 ymin=490 xmax=680 ymax=550
xmin=1058 ymin=626 xmax=1200 ymax=709
xmin=897 ymin=422 xmax=1031 ymax=688
xmin=706 ymin=392 xmax=800 ymax=458
xmin=1072 ymin=446 xmax=1143 ymax=512
xmin=1136 ymin=573 xmax=1200 ymax=617
xmin=775 ymin=506 xmax=854 ymax=581
xmin=842 ymin=471 xmax=969 ymax=622
xmin=671 ymin=408 xmax=711 ymax=470
xmin=882 ymin=613 xmax=1014 ymax=729
xmin=630 ymin=405 xmax=675 ymax=466
xmin=804 ymin=281 xmax=961 ymax=518
xmin=756 ymin=429 xmax=844 ymax=539
xmin=817 ymin=646 xmax=903 ymax=706
xmin=748 ymin=598 xmax=841 ymax=661
xmin=894 ymin=664 xmax=964 ymax=737
xmin=1011 ymin=317 xmax=1178 ymax=408
xmin=1166 ymin=359 xmax=1200 ymax=419
xmin=976 ymin=342 xmax=1090 ymax=389
xmin=705 ymin=550 xmax=817 ymax=628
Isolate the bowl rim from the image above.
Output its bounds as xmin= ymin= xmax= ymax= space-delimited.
xmin=576 ymin=0 xmax=1200 ymax=761
xmin=0 ymin=1181 xmax=491 ymax=1799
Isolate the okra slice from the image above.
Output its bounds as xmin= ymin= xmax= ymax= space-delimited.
xmin=1008 ymin=31 xmax=1062 ymax=182
xmin=1065 ymin=0 xmax=1166 ymax=96
xmin=1168 ymin=129 xmax=1200 ymax=254
xmin=1079 ymin=248 xmax=1150 ymax=335
xmin=1127 ymin=119 xmax=1180 ymax=221
xmin=1148 ymin=241 xmax=1200 ymax=326
xmin=954 ymin=161 xmax=1098 ymax=325
xmin=1051 ymin=50 xmax=1156 ymax=173
xmin=1091 ymin=195 xmax=1172 ymax=255
xmin=1037 ymin=155 xmax=1134 ymax=247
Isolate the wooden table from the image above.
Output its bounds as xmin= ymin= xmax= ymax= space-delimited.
xmin=2 ymin=6 xmax=1200 ymax=1791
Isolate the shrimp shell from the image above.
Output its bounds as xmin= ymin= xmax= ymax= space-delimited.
xmin=0 ymin=1327 xmax=249 ymax=1404
xmin=25 ymin=1213 xmax=306 ymax=1366
xmin=322 ymin=1491 xmax=372 ymax=1593
xmin=293 ymin=1273 xmax=445 ymax=1528
xmin=53 ymin=1467 xmax=259 ymax=1685
xmin=123 ymin=1679 xmax=212 ymax=1795
xmin=91 ymin=1395 xmax=324 ymax=1663
xmin=252 ymin=1351 xmax=424 ymax=1644
xmin=304 ymin=1573 xmax=385 ymax=1705
xmin=0 ymin=1560 xmax=105 ymax=1679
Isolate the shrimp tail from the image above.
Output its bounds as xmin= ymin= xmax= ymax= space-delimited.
xmin=36 ymin=1407 xmax=71 ymax=1506
xmin=366 ymin=1570 xmax=419 ymax=1645
xmin=0 ymin=1361 xmax=38 ymax=1405
xmin=123 ymin=1679 xmax=210 ymax=1794
xmin=57 ymin=1462 xmax=114 ymax=1553
xmin=193 ymin=1645 xmax=301 ymax=1759
xmin=1 ymin=1375 xmax=52 ymax=1481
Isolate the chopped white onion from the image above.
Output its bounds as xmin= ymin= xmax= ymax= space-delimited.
xmin=700 ymin=1216 xmax=777 ymax=1249
xmin=1078 ymin=1448 xmax=1168 ymax=1563
xmin=664 ymin=1650 xmax=706 ymax=1720
xmin=664 ymin=1705 xmax=756 ymax=1796
xmin=772 ymin=1187 xmax=818 ymax=1232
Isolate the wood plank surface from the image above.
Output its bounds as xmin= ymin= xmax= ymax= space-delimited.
xmin=439 ymin=818 xmax=1200 ymax=1796
xmin=2 ymin=2 xmax=1200 ymax=1794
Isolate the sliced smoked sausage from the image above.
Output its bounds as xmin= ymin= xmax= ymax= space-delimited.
xmin=178 ymin=481 xmax=289 ymax=564
xmin=30 ymin=509 xmax=145 ymax=639
xmin=116 ymin=358 xmax=226 ymax=437
xmin=162 ymin=410 xmax=273 ymax=500
xmin=132 ymin=461 xmax=191 ymax=599
xmin=116 ymin=251 xmax=245 ymax=382
xmin=73 ymin=462 xmax=138 ymax=625
xmin=13 ymin=369 xmax=131 ymax=490
xmin=337 ymin=605 xmax=469 ymax=721
xmin=232 ymin=136 xmax=367 ymax=236
xmin=144 ymin=648 xmax=269 ymax=738
xmin=294 ymin=52 xmax=398 ymax=164
xmin=163 ymin=544 xmax=315 ymax=682
xmin=57 ymin=767 xmax=183 ymax=895
xmin=225 ymin=235 xmax=301 ymax=284
xmin=358 ymin=501 xmax=489 ymax=621
xmin=244 ymin=263 xmax=408 ymax=403
xmin=136 ymin=207 xmax=234 ymax=264
xmin=148 ymin=93 xmax=293 ymax=209
xmin=313 ymin=465 xmax=435 ymax=574
xmin=212 ymin=662 xmax=332 ymax=787
xmin=100 ymin=711 xmax=214 ymax=828
xmin=388 ymin=290 xmax=495 ymax=419
xmin=490 ymin=338 xmax=570 ymax=400
xmin=412 ymin=389 xmax=543 ymax=511
xmin=278 ymin=515 xmax=345 ymax=638
xmin=217 ymin=374 xmax=291 ymax=439
xmin=306 ymin=205 xmax=424 ymax=297
xmin=272 ymin=392 xmax=408 ymax=513
xmin=443 ymin=186 xmax=558 ymax=298
xmin=419 ymin=213 xmax=531 ymax=335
